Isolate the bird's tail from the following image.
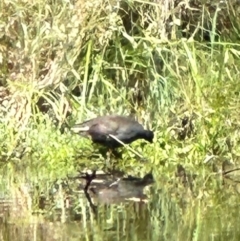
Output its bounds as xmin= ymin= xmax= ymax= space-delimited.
xmin=71 ymin=123 xmax=90 ymax=133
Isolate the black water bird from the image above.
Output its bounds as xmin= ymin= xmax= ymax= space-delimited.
xmin=71 ymin=115 xmax=154 ymax=149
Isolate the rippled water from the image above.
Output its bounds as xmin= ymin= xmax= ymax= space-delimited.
xmin=1 ymin=184 xmax=240 ymax=241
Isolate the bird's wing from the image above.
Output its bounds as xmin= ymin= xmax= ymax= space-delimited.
xmin=88 ymin=122 xmax=119 ymax=135
xmin=115 ymin=121 xmax=144 ymax=136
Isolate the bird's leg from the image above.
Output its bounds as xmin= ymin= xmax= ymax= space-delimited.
xmin=112 ymin=149 xmax=122 ymax=159
xmin=103 ymin=148 xmax=118 ymax=173
xmin=105 ymin=148 xmax=112 ymax=169
xmin=103 ymin=148 xmax=123 ymax=173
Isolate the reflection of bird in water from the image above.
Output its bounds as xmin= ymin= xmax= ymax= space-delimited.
xmin=80 ymin=171 xmax=154 ymax=204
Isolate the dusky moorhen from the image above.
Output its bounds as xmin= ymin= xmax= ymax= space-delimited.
xmin=71 ymin=115 xmax=154 ymax=149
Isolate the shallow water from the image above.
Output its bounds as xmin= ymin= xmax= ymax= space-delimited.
xmin=1 ymin=185 xmax=240 ymax=241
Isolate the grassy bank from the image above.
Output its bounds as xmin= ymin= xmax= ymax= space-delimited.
xmin=0 ymin=0 xmax=240 ymax=217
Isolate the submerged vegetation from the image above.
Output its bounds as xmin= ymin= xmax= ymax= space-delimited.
xmin=0 ymin=0 xmax=240 ymax=239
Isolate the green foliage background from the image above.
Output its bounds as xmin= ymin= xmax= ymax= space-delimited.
xmin=0 ymin=0 xmax=240 ymax=205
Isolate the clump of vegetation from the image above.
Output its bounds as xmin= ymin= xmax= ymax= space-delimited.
xmin=0 ymin=0 xmax=240 ymax=222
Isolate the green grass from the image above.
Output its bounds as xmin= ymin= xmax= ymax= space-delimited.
xmin=0 ymin=0 xmax=240 ymax=226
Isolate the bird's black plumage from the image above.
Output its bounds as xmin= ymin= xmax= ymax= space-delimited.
xmin=71 ymin=115 xmax=154 ymax=148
